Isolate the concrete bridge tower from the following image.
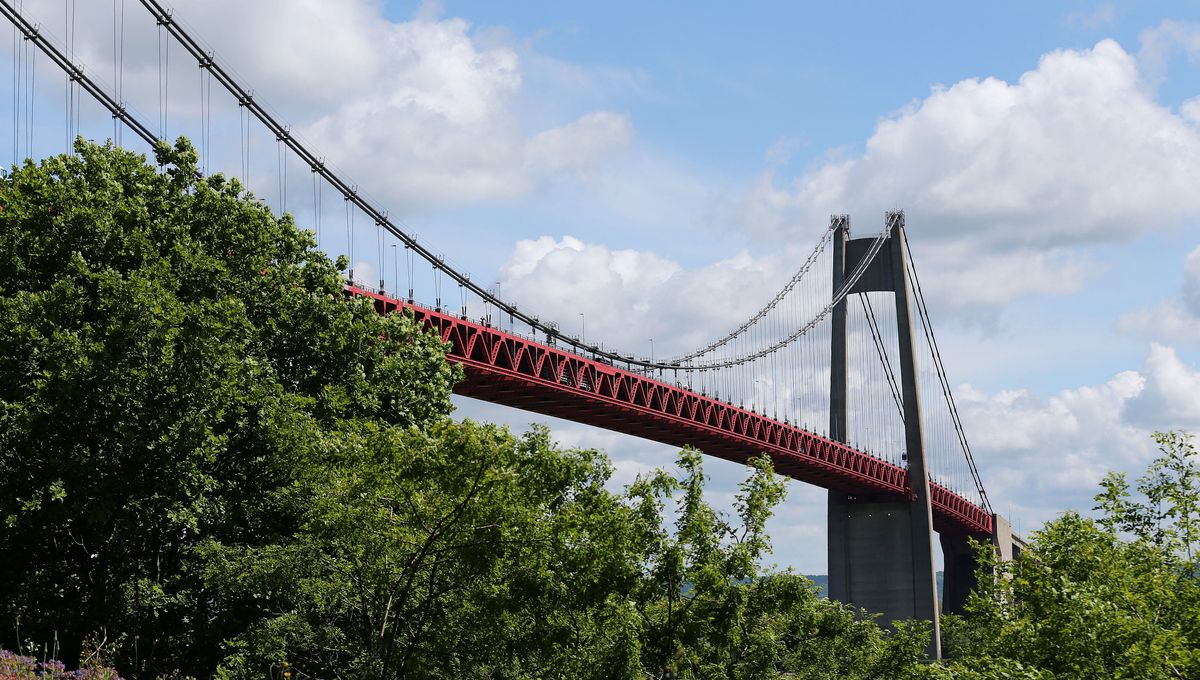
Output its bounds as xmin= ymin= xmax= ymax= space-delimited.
xmin=826 ymin=213 xmax=1022 ymax=658
xmin=826 ymin=212 xmax=942 ymax=657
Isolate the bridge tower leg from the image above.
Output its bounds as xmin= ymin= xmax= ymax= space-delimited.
xmin=827 ymin=212 xmax=942 ymax=658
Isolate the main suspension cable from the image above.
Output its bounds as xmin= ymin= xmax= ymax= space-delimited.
xmin=681 ymin=214 xmax=896 ymax=369
xmin=0 ymin=0 xmax=918 ymax=397
xmin=670 ymin=223 xmax=835 ymax=362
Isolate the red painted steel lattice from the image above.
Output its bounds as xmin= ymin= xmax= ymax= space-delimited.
xmin=350 ymin=286 xmax=993 ymax=539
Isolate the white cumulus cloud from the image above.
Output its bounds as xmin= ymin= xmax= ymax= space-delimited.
xmin=959 ymin=343 xmax=1200 ymax=531
xmin=288 ymin=11 xmax=633 ymax=208
xmin=1139 ymin=19 xmax=1200 ymax=85
xmin=743 ymin=39 xmax=1200 ymax=310
xmin=497 ymin=235 xmax=803 ymax=356
xmin=22 ymin=0 xmax=633 ymax=211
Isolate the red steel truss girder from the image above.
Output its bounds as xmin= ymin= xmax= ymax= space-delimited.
xmin=348 ymin=286 xmax=993 ymax=539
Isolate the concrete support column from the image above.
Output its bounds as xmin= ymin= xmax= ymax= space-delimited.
xmin=942 ymin=515 xmax=1022 ymax=617
xmin=829 ymin=216 xmax=849 ymax=445
xmin=939 ymin=532 xmax=976 ymax=616
xmin=827 ymin=216 xmax=852 ymax=605
xmin=992 ymin=514 xmax=1021 ymax=562
xmin=889 ymin=217 xmax=941 ymax=657
xmin=829 ymin=496 xmax=931 ymax=621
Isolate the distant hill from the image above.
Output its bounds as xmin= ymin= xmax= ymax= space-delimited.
xmin=805 ymin=573 xmax=944 ymax=600
xmin=805 ymin=574 xmax=830 ymax=597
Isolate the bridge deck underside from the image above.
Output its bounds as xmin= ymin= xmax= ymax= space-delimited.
xmin=349 ymin=286 xmax=992 ymax=539
xmin=458 ymin=369 xmax=870 ymax=494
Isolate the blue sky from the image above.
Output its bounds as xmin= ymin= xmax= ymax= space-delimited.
xmin=8 ymin=0 xmax=1200 ymax=572
xmin=430 ymin=1 xmax=1200 ymax=184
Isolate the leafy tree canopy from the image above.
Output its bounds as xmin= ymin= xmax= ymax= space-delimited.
xmin=0 ymin=139 xmax=459 ymax=675
xmin=943 ymin=431 xmax=1200 ymax=679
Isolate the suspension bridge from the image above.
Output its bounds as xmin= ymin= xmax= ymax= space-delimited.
xmin=0 ymin=0 xmax=1021 ymax=658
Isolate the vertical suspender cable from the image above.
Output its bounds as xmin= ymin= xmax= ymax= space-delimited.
xmin=237 ymin=101 xmax=243 ymax=181
xmin=864 ymin=297 xmax=873 ymax=453
xmin=244 ymin=107 xmax=248 ymax=186
xmin=68 ymin=0 xmax=74 ymax=138
xmin=112 ymin=0 xmax=117 ymax=141
xmin=63 ymin=0 xmax=68 ymax=149
xmin=117 ymin=0 xmax=124 ymax=146
xmin=11 ymin=0 xmax=17 ymax=167
xmin=345 ymin=196 xmax=353 ymax=282
xmin=784 ymin=284 xmax=792 ymax=422
xmin=24 ymin=27 xmax=30 ymax=158
xmin=156 ymin=16 xmax=162 ymax=138
xmin=406 ymin=244 xmax=413 ymax=301
xmin=69 ymin=0 xmax=76 ymax=137
xmin=310 ymin=168 xmax=318 ymax=244
xmin=197 ymin=62 xmax=203 ymax=164
xmin=162 ymin=11 xmax=168 ymax=139
xmin=312 ymin=168 xmax=322 ymax=248
xmin=276 ymin=138 xmax=283 ymax=213
xmin=202 ymin=62 xmax=210 ymax=170
xmin=376 ymin=220 xmax=384 ymax=292
xmin=433 ymin=261 xmax=442 ymax=311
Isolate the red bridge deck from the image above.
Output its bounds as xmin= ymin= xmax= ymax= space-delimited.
xmin=351 ymin=286 xmax=993 ymax=539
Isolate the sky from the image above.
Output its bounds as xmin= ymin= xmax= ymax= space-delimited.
xmin=7 ymin=0 xmax=1200 ymax=573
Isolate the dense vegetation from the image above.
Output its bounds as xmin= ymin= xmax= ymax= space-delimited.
xmin=0 ymin=141 xmax=1197 ymax=678
xmin=939 ymin=431 xmax=1200 ymax=679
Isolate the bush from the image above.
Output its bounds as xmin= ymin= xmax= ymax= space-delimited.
xmin=0 ymin=649 xmax=121 ymax=679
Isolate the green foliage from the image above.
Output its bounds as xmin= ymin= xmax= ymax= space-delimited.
xmin=916 ymin=655 xmax=1056 ymax=680
xmin=207 ymin=442 xmax=929 ymax=679
xmin=624 ymin=449 xmax=927 ymax=679
xmin=944 ymin=431 xmax=1200 ymax=679
xmin=205 ymin=423 xmax=644 ymax=678
xmin=0 ymin=139 xmax=459 ymax=675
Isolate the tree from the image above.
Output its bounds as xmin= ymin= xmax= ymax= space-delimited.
xmin=207 ymin=442 xmax=930 ymax=679
xmin=943 ymin=431 xmax=1200 ymax=679
xmin=0 ymin=139 xmax=459 ymax=676
xmin=204 ymin=423 xmax=654 ymax=679
xmin=620 ymin=449 xmax=928 ymax=680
